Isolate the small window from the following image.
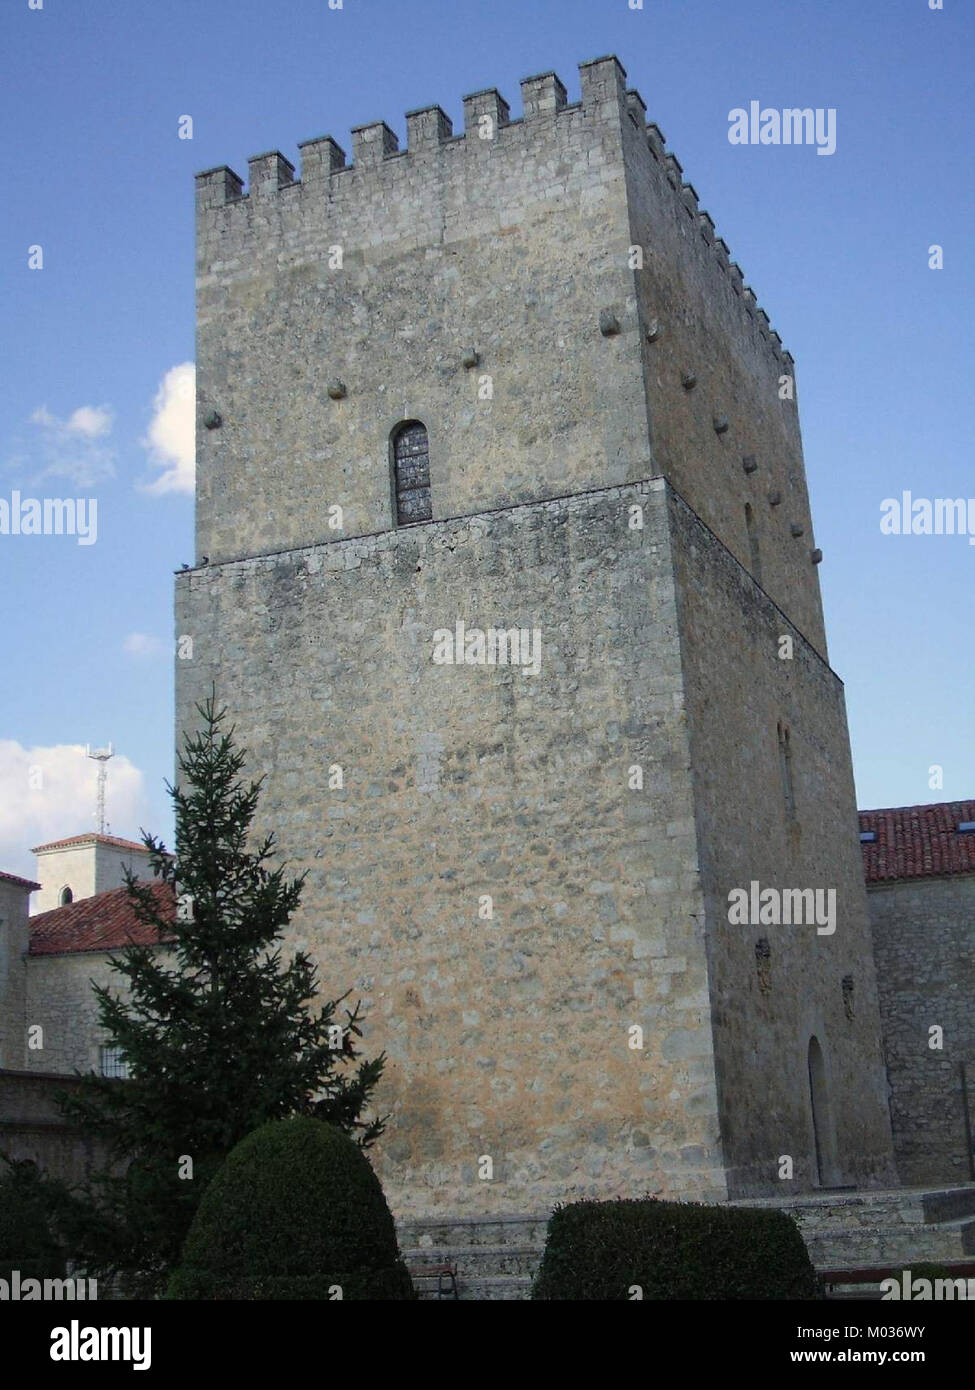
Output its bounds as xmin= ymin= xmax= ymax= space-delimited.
xmin=957 ymin=822 xmax=975 ymax=834
xmin=99 ymin=1046 xmax=130 ymax=1079
xmin=59 ymin=886 xmax=73 ymax=906
xmin=392 ymin=421 xmax=432 ymax=526
xmin=859 ymin=830 xmax=877 ymax=843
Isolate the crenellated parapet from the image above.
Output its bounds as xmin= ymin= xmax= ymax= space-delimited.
xmin=193 ymin=54 xmax=790 ymax=369
xmin=195 ymin=57 xmax=629 ymax=211
xmin=626 ymin=104 xmax=791 ymax=366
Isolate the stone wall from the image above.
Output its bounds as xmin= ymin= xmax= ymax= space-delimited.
xmin=619 ymin=104 xmax=827 ymax=656
xmin=22 ymin=950 xmax=155 ymax=1077
xmin=0 ymin=1070 xmax=106 ymax=1187
xmin=0 ymin=879 xmax=31 ymax=1071
xmin=668 ymin=488 xmax=896 ymax=1194
xmin=192 ymin=52 xmax=816 ymax=656
xmin=195 ymin=58 xmax=650 ymax=568
xmin=176 ymin=480 xmax=728 ymax=1216
xmin=868 ymin=874 xmax=975 ymax=1185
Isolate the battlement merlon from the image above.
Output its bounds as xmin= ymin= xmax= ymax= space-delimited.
xmin=195 ymin=165 xmax=244 ymax=213
xmin=520 ymin=71 xmax=567 ymax=118
xmin=405 ymin=105 xmax=453 ymax=151
xmin=296 ymin=134 xmax=347 ymax=184
xmin=248 ymin=150 xmax=296 ymax=199
xmin=350 ymin=120 xmax=399 ymax=166
xmin=578 ymin=53 xmax=628 ymax=109
xmin=193 ymin=52 xmax=791 ymax=361
xmin=626 ymin=89 xmax=648 ymax=125
xmin=462 ymin=88 xmax=510 ymax=134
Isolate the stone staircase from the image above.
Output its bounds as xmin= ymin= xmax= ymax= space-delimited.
xmin=733 ymin=1184 xmax=975 ymax=1298
xmin=398 ymin=1213 xmax=548 ymax=1300
xmin=398 ymin=1185 xmax=975 ymax=1300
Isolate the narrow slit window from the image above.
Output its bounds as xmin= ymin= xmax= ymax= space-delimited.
xmin=745 ymin=502 xmax=762 ymax=585
xmin=392 ymin=422 xmax=432 ymax=526
xmin=778 ymin=721 xmax=796 ymax=821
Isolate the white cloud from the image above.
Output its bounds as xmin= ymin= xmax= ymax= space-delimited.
xmin=23 ymin=404 xmax=117 ymax=487
xmin=123 ymin=633 xmax=164 ymax=658
xmin=67 ymin=405 xmax=113 ymax=438
xmin=0 ymin=741 xmax=150 ymax=885
xmin=142 ymin=363 xmax=195 ymax=496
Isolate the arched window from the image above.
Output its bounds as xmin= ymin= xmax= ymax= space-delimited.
xmin=392 ymin=421 xmax=432 ymax=526
xmin=59 ymin=886 xmax=73 ymax=906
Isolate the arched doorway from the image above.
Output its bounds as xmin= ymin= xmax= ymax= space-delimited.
xmin=807 ymin=1036 xmax=840 ymax=1187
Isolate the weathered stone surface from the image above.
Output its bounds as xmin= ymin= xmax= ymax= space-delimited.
xmin=868 ymin=875 xmax=975 ymax=1184
xmin=0 ymin=1070 xmax=108 ymax=1187
xmin=669 ymin=489 xmax=896 ymax=1194
xmin=178 ymin=481 xmax=727 ymax=1214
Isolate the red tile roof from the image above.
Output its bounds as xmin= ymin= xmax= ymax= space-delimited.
xmin=0 ymin=870 xmax=41 ymax=891
xmin=31 ymin=833 xmax=154 ymax=854
xmin=29 ymin=881 xmax=176 ymax=956
xmin=859 ymin=801 xmax=975 ymax=884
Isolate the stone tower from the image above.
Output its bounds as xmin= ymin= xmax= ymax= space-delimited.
xmin=30 ymin=834 xmax=156 ymax=915
xmin=178 ymin=55 xmax=895 ymax=1216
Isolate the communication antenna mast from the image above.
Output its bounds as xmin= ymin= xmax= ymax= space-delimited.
xmin=85 ymin=743 xmax=114 ymax=834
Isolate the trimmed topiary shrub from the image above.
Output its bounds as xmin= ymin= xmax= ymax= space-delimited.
xmin=167 ymin=1117 xmax=415 ymax=1300
xmin=531 ymin=1197 xmax=822 ymax=1300
xmin=0 ymin=1156 xmax=66 ymax=1283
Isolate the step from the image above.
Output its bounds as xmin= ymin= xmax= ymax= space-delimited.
xmin=825 ymin=1286 xmax=886 ymax=1301
xmin=397 ymin=1186 xmax=975 ymax=1300
xmin=732 ymin=1184 xmax=975 ymax=1232
xmin=803 ymin=1218 xmax=975 ymax=1269
xmin=415 ymin=1274 xmax=533 ymax=1302
xmin=922 ymin=1188 xmax=975 ymax=1224
xmin=398 ymin=1212 xmax=550 ymax=1251
xmin=403 ymin=1244 xmax=542 ymax=1279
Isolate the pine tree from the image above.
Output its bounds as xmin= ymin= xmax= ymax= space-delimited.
xmin=56 ymin=696 xmax=386 ymax=1295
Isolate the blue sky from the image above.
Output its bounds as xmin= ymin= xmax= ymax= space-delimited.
xmin=1 ymin=0 xmax=971 ymax=878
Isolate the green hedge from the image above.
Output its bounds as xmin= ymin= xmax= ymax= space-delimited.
xmin=167 ymin=1117 xmax=415 ymax=1300
xmin=531 ymin=1197 xmax=822 ymax=1300
xmin=0 ymin=1156 xmax=66 ymax=1283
